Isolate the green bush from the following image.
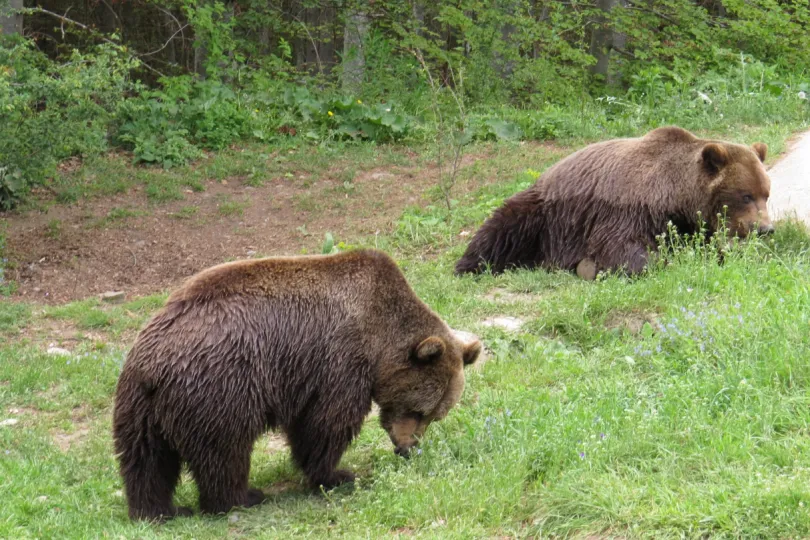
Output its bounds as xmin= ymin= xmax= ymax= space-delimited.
xmin=0 ymin=38 xmax=135 ymax=209
xmin=115 ymin=77 xmax=251 ymax=167
xmin=276 ymin=86 xmax=414 ymax=142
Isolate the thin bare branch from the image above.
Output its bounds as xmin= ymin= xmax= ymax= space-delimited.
xmin=28 ymin=6 xmax=166 ymax=78
xmin=139 ymin=24 xmax=189 ymax=57
xmin=98 ymin=0 xmax=121 ymax=25
xmin=265 ymin=4 xmax=323 ymax=74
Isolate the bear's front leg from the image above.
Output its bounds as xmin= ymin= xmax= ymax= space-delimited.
xmin=591 ymin=240 xmax=652 ymax=278
xmin=287 ymin=418 xmax=359 ymax=491
xmin=187 ymin=445 xmax=266 ymax=515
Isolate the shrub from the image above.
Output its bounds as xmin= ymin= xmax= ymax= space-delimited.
xmin=0 ymin=38 xmax=135 ymax=209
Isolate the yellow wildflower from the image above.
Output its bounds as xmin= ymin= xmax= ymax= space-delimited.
xmin=357 ymin=99 xmax=362 ymax=104
xmin=328 ymin=111 xmax=334 ymax=116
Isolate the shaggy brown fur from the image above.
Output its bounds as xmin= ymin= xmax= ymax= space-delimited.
xmin=455 ymin=126 xmax=773 ymax=278
xmin=112 ymin=249 xmax=481 ymax=521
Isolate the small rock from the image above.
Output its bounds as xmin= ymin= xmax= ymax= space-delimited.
xmin=36 ymin=496 xmax=48 ymax=502
xmin=246 ymin=250 xmax=257 ymax=257
xmin=100 ymin=291 xmax=126 ymax=304
xmin=370 ymin=172 xmax=394 ymax=180
xmin=134 ymin=240 xmax=146 ymax=248
xmin=0 ymin=418 xmax=19 ymax=427
xmin=451 ymin=328 xmax=489 ymax=368
xmin=113 ymin=490 xmax=123 ymax=498
xmin=451 ymin=329 xmax=480 ymax=345
xmin=480 ymin=316 xmax=524 ymax=333
xmin=229 ymin=513 xmax=240 ymax=523
xmin=33 ymin=287 xmax=41 ymax=293
xmin=459 ymin=230 xmax=470 ymax=237
xmin=47 ymin=346 xmax=72 ymax=356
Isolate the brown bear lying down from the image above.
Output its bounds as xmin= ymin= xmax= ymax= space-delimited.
xmin=113 ymin=249 xmax=481 ymax=521
xmin=455 ymin=126 xmax=773 ymax=279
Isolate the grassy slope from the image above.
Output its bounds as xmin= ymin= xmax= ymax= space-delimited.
xmin=2 ymin=122 xmax=810 ymax=538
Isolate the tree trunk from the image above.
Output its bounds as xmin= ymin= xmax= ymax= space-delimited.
xmin=162 ymin=8 xmax=178 ymax=66
xmin=607 ymin=0 xmax=628 ymax=87
xmin=494 ymin=1 xmax=517 ymax=78
xmin=0 ymin=0 xmax=23 ymax=36
xmin=341 ymin=6 xmax=368 ymax=95
xmin=194 ymin=1 xmax=234 ymax=80
xmin=412 ymin=0 xmax=425 ymax=36
xmin=589 ymin=0 xmax=617 ymax=81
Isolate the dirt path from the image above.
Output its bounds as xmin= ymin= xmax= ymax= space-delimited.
xmin=768 ymin=129 xmax=810 ymax=224
xmin=1 ymin=143 xmax=563 ymax=304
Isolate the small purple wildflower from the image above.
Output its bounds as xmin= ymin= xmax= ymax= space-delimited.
xmin=416 ymin=448 xmax=423 ymax=455
xmin=656 ymin=345 xmax=662 ymax=353
xmin=600 ymin=433 xmax=606 ymax=440
xmin=579 ymin=452 xmax=586 ymax=459
xmin=699 ymin=343 xmax=705 ymax=352
xmin=737 ymin=315 xmax=744 ymax=324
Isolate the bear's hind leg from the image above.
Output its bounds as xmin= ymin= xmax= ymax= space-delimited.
xmin=593 ymin=241 xmax=651 ymax=278
xmin=119 ymin=435 xmax=190 ymax=521
xmin=189 ymin=446 xmax=265 ymax=515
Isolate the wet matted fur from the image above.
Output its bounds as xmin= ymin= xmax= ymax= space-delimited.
xmin=455 ymin=126 xmax=773 ymax=278
xmin=113 ymin=249 xmax=481 ymax=521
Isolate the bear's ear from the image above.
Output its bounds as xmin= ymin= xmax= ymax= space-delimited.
xmin=413 ymin=337 xmax=446 ymax=364
xmin=752 ymin=142 xmax=767 ymax=163
xmin=462 ymin=340 xmax=482 ymax=366
xmin=701 ymin=143 xmax=729 ymax=174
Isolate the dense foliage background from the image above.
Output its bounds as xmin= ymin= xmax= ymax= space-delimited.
xmin=1 ymin=0 xmax=809 ymax=208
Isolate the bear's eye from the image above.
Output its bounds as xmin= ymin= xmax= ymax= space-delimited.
xmin=742 ymin=195 xmax=754 ymax=204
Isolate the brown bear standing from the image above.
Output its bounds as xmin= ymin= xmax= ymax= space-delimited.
xmin=455 ymin=126 xmax=773 ymax=279
xmin=113 ymin=249 xmax=481 ymax=521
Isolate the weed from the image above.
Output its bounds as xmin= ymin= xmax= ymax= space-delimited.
xmin=170 ymin=206 xmax=199 ymax=220
xmin=216 ymin=196 xmax=249 ymax=217
xmin=45 ymin=219 xmax=62 ymax=239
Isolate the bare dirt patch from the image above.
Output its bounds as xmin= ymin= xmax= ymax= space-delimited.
xmin=1 ymin=144 xmax=544 ymax=304
xmin=480 ymin=316 xmax=525 ymax=333
xmin=50 ymin=405 xmax=92 ymax=452
xmin=484 ymin=287 xmax=543 ymax=304
xmin=604 ymin=310 xmax=659 ymax=335
xmin=263 ymin=432 xmax=289 ymax=454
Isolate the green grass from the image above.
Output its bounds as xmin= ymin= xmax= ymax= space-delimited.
xmin=216 ymin=196 xmax=250 ymax=218
xmin=2 ymin=117 xmax=810 ymax=536
xmin=169 ymin=206 xmax=199 ymax=220
xmin=3 ymin=220 xmax=810 ymax=538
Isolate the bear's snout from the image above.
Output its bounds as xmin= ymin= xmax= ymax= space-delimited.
xmin=757 ymin=223 xmax=775 ymax=236
xmin=394 ymin=443 xmax=415 ymax=459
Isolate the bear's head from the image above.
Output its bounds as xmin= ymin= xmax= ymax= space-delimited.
xmin=701 ymin=141 xmax=773 ymax=237
xmin=374 ymin=331 xmax=482 ymax=458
